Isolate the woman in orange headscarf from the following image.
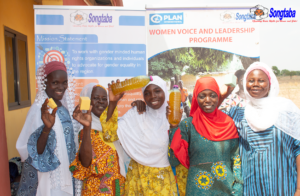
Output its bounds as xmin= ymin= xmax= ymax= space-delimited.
xmin=167 ymin=77 xmax=243 ymax=195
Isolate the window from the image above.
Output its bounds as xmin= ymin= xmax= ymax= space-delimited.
xmin=4 ymin=27 xmax=31 ymax=110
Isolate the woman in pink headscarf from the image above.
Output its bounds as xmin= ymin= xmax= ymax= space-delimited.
xmin=224 ymin=62 xmax=300 ymax=196
xmin=16 ymin=61 xmax=78 ymax=196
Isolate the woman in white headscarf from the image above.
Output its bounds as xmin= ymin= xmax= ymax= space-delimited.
xmin=16 ymin=61 xmax=78 ymax=196
xmin=106 ymin=76 xmax=178 ymax=195
xmin=224 ymin=62 xmax=300 ymax=196
xmin=69 ymin=83 xmax=127 ymax=196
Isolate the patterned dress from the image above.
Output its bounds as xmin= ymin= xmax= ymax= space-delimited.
xmin=70 ymin=108 xmax=125 ymax=196
xmin=168 ymin=117 xmax=243 ymax=196
xmin=125 ymin=159 xmax=178 ymax=196
xmin=219 ymin=93 xmax=248 ymax=112
xmin=17 ymin=106 xmax=76 ymax=195
xmin=172 ymin=164 xmax=188 ymax=196
xmin=225 ymin=106 xmax=300 ymax=196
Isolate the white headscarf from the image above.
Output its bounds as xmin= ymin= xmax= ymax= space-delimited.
xmin=244 ymin=62 xmax=300 ymax=140
xmin=80 ymin=83 xmax=127 ymax=177
xmin=16 ymin=64 xmax=78 ymax=196
xmin=117 ymin=76 xmax=170 ymax=168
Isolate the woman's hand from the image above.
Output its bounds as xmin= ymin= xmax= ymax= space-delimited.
xmin=218 ymin=84 xmax=235 ymax=107
xmin=41 ymin=98 xmax=57 ymax=130
xmin=72 ymin=105 xmax=93 ymax=127
xmin=107 ymin=79 xmax=125 ymax=103
xmin=166 ymin=101 xmax=183 ymax=128
xmin=131 ymin=100 xmax=146 ymax=114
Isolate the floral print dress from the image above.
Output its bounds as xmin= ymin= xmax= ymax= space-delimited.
xmin=70 ymin=108 xmax=125 ymax=196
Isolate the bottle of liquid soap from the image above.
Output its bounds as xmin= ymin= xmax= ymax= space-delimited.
xmin=111 ymin=76 xmax=153 ymax=95
xmin=168 ymin=85 xmax=181 ymax=125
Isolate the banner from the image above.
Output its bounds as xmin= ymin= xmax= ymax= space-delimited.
xmin=35 ymin=8 xmax=146 ymax=116
xmin=146 ymin=8 xmax=260 ymax=114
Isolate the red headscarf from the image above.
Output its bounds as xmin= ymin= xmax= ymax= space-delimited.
xmin=190 ymin=77 xmax=238 ymax=141
xmin=44 ymin=61 xmax=67 ymax=75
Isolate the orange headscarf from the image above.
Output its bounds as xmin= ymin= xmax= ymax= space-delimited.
xmin=190 ymin=77 xmax=238 ymax=141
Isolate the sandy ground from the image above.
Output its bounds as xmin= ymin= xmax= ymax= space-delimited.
xmin=277 ymin=76 xmax=300 ymax=108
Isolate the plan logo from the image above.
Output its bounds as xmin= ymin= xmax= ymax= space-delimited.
xmin=149 ymin=13 xmax=184 ymax=25
xmin=70 ymin=10 xmax=88 ymax=25
xmin=220 ymin=11 xmax=235 ymax=22
xmin=250 ymin=5 xmax=269 ymax=20
xmin=150 ymin=15 xmax=163 ymax=24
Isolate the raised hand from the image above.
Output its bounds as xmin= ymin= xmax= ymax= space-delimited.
xmin=131 ymin=100 xmax=146 ymax=114
xmin=41 ymin=98 xmax=57 ymax=129
xmin=166 ymin=101 xmax=183 ymax=128
xmin=72 ymin=105 xmax=93 ymax=128
xmin=108 ymin=79 xmax=125 ymax=103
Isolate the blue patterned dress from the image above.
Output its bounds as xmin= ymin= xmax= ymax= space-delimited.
xmin=225 ymin=106 xmax=300 ymax=196
xmin=168 ymin=117 xmax=243 ymax=196
xmin=17 ymin=106 xmax=76 ymax=196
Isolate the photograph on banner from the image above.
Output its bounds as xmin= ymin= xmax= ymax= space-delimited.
xmin=147 ymin=7 xmax=300 ymax=119
xmin=148 ymin=47 xmax=259 ymax=116
xmin=35 ymin=9 xmax=146 ymax=116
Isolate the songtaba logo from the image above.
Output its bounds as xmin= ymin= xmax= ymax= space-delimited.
xmin=249 ymin=5 xmax=296 ymax=21
xmin=88 ymin=13 xmax=112 ymax=25
xmin=149 ymin=13 xmax=184 ymax=25
xmin=250 ymin=5 xmax=269 ymax=20
xmin=220 ymin=11 xmax=235 ymax=22
xmin=70 ymin=10 xmax=88 ymax=25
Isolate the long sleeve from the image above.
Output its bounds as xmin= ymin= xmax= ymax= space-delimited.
xmin=293 ymin=139 xmax=300 ymax=158
xmin=100 ymin=106 xmax=119 ymax=142
xmin=168 ymin=119 xmax=190 ymax=169
xmin=26 ymin=125 xmax=60 ymax=172
xmin=231 ymin=140 xmax=243 ymax=196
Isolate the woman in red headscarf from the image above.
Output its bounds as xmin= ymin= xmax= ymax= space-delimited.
xmin=167 ymin=77 xmax=243 ymax=196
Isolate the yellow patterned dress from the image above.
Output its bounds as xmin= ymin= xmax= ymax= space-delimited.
xmin=70 ymin=108 xmax=125 ymax=196
xmin=175 ymin=164 xmax=188 ymax=196
xmin=125 ymin=159 xmax=178 ymax=196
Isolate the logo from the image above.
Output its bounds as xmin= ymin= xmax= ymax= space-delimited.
xmin=269 ymin=7 xmax=296 ymax=20
xmin=250 ymin=5 xmax=269 ymax=20
xmin=43 ymin=50 xmax=65 ymax=64
xmin=220 ymin=11 xmax=235 ymax=22
xmin=149 ymin=13 xmax=183 ymax=25
xmin=150 ymin=14 xmax=163 ymax=23
xmin=236 ymin=13 xmax=255 ymax=22
xmin=70 ymin=10 xmax=88 ymax=25
xmin=88 ymin=13 xmax=112 ymax=25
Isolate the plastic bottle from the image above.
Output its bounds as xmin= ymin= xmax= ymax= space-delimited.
xmin=168 ymin=85 xmax=181 ymax=125
xmin=111 ymin=75 xmax=153 ymax=95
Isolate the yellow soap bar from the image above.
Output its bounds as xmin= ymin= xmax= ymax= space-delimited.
xmin=80 ymin=97 xmax=91 ymax=110
xmin=47 ymin=98 xmax=57 ymax=109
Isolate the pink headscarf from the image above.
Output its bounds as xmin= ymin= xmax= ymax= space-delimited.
xmin=44 ymin=61 xmax=67 ymax=75
xmin=246 ymin=64 xmax=271 ymax=85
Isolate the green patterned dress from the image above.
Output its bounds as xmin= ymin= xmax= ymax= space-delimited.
xmin=168 ymin=117 xmax=243 ymax=196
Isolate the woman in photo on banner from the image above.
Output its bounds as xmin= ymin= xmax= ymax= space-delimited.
xmin=219 ymin=69 xmax=248 ymax=112
xmin=168 ymin=77 xmax=243 ymax=196
xmin=106 ymin=76 xmax=178 ymax=195
xmin=223 ymin=62 xmax=300 ymax=196
xmin=16 ymin=61 xmax=78 ymax=196
xmin=69 ymin=83 xmax=127 ymax=196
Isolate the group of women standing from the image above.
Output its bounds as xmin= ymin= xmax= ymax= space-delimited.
xmin=15 ymin=61 xmax=300 ymax=196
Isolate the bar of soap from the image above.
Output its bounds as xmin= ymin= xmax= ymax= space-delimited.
xmin=80 ymin=97 xmax=91 ymax=110
xmin=224 ymin=73 xmax=237 ymax=87
xmin=47 ymin=98 xmax=57 ymax=109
